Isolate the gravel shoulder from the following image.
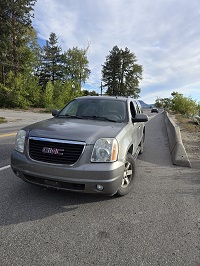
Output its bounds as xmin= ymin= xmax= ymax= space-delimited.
xmin=168 ymin=113 xmax=200 ymax=170
xmin=0 ymin=108 xmax=51 ymax=128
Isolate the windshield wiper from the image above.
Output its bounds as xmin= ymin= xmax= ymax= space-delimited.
xmin=58 ymin=114 xmax=119 ymax=122
xmin=81 ymin=115 xmax=118 ymax=122
xmin=58 ymin=115 xmax=83 ymax=119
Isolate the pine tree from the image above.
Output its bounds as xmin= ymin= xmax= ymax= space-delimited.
xmin=102 ymin=46 xmax=143 ymax=98
xmin=37 ymin=32 xmax=63 ymax=89
xmin=0 ymin=0 xmax=37 ymax=83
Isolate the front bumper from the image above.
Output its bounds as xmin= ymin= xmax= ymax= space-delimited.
xmin=11 ymin=150 xmax=124 ymax=195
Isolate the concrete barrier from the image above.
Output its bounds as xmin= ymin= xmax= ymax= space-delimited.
xmin=164 ymin=111 xmax=191 ymax=167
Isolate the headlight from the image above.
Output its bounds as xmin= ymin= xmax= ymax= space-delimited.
xmin=91 ymin=138 xmax=118 ymax=162
xmin=15 ymin=130 xmax=26 ymax=153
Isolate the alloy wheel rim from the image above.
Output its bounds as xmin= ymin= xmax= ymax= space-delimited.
xmin=122 ymin=161 xmax=132 ymax=188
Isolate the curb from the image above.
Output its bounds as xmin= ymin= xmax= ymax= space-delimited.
xmin=164 ymin=111 xmax=191 ymax=168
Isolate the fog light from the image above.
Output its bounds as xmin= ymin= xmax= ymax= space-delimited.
xmin=96 ymin=184 xmax=104 ymax=191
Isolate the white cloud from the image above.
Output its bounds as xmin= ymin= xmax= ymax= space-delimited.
xmin=32 ymin=0 xmax=200 ymax=103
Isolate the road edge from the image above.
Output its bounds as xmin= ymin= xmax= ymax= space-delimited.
xmin=164 ymin=111 xmax=191 ymax=168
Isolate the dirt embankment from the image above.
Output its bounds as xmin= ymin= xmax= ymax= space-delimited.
xmin=169 ymin=113 xmax=200 ymax=169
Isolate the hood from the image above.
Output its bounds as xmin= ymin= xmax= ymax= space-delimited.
xmin=24 ymin=117 xmax=126 ymax=144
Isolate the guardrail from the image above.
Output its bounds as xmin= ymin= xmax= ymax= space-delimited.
xmin=164 ymin=111 xmax=191 ymax=167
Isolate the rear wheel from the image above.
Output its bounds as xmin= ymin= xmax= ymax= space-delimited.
xmin=116 ymin=153 xmax=136 ymax=196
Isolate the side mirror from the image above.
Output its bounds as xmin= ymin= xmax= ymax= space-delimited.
xmin=132 ymin=113 xmax=148 ymax=123
xmin=52 ymin=110 xmax=59 ymax=117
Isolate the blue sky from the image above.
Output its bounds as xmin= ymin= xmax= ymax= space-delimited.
xmin=32 ymin=0 xmax=200 ymax=104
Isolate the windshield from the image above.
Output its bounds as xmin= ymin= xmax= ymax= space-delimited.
xmin=58 ymin=98 xmax=127 ymax=122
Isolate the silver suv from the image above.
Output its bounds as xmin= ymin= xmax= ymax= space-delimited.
xmin=11 ymin=96 xmax=148 ymax=196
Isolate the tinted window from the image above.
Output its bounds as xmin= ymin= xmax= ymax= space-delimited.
xmin=59 ymin=99 xmax=127 ymax=122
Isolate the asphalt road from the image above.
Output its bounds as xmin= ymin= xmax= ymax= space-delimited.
xmin=0 ymin=110 xmax=199 ymax=266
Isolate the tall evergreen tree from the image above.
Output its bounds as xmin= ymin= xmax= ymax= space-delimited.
xmin=102 ymin=45 xmax=143 ymax=98
xmin=0 ymin=0 xmax=37 ymax=83
xmin=37 ymin=32 xmax=63 ymax=89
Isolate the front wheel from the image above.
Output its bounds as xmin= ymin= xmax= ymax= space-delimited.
xmin=116 ymin=153 xmax=136 ymax=196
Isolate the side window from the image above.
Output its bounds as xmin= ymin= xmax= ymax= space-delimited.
xmin=130 ymin=102 xmax=136 ymax=118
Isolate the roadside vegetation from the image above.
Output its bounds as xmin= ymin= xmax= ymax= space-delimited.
xmin=155 ymin=92 xmax=200 ymax=117
xmin=155 ymin=92 xmax=200 ymax=134
xmin=0 ymin=1 xmax=142 ymax=111
xmin=174 ymin=114 xmax=200 ymax=133
xmin=0 ymin=117 xmax=7 ymax=124
xmin=1 ymin=0 xmax=199 ymax=136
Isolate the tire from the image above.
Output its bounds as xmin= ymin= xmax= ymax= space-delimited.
xmin=116 ymin=153 xmax=136 ymax=196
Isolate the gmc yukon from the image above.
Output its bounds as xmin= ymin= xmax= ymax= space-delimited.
xmin=11 ymin=96 xmax=148 ymax=196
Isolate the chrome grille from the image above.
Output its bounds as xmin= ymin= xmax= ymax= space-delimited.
xmin=29 ymin=137 xmax=85 ymax=165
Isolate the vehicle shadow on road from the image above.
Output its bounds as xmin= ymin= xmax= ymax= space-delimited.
xmin=0 ymin=172 xmax=114 ymax=226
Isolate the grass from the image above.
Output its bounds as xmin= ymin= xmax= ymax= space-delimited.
xmin=174 ymin=113 xmax=200 ymax=134
xmin=0 ymin=117 xmax=7 ymax=123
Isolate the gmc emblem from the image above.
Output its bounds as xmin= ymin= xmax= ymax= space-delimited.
xmin=42 ymin=147 xmax=64 ymax=155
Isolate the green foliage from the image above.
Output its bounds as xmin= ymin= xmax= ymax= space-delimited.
xmin=0 ymin=117 xmax=7 ymax=124
xmin=82 ymin=89 xmax=99 ymax=96
xmin=155 ymin=92 xmax=199 ymax=117
xmin=25 ymin=28 xmax=43 ymax=75
xmin=197 ymin=102 xmax=200 ymax=116
xmin=155 ymin=98 xmax=163 ymax=108
xmin=0 ymin=71 xmax=41 ymax=108
xmin=2 ymin=72 xmax=30 ymax=108
xmin=43 ymin=80 xmax=84 ymax=110
xmin=0 ymin=83 xmax=8 ymax=107
xmin=102 ymin=46 xmax=142 ymax=97
xmin=37 ymin=35 xmax=91 ymax=93
xmin=0 ymin=0 xmax=37 ymax=81
xmin=63 ymin=46 xmax=91 ymax=88
xmin=23 ymin=75 xmax=42 ymax=107
xmin=171 ymin=92 xmax=198 ymax=117
xmin=43 ymin=81 xmax=54 ymax=110
xmin=0 ymin=3 xmax=92 ymax=110
xmin=53 ymin=80 xmax=73 ymax=109
xmin=37 ymin=33 xmax=64 ymax=89
xmin=155 ymin=97 xmax=171 ymax=109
